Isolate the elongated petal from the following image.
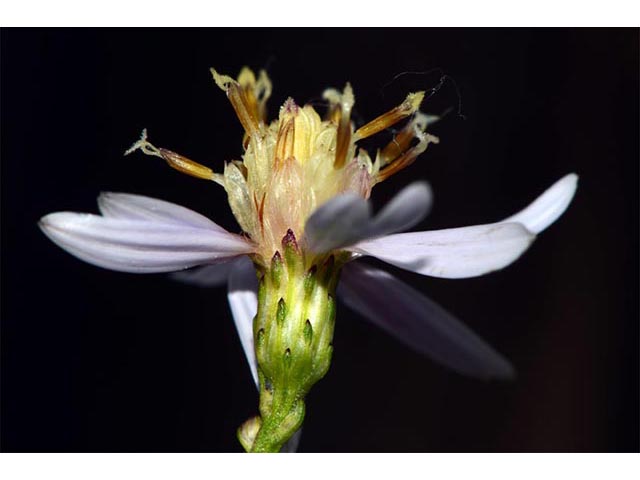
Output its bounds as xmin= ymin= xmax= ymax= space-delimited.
xmin=39 ymin=212 xmax=254 ymax=273
xmin=304 ymin=182 xmax=432 ymax=253
xmin=502 ymin=173 xmax=578 ymax=234
xmin=338 ymin=262 xmax=515 ymax=380
xmin=98 ymin=192 xmax=226 ymax=231
xmin=367 ymin=181 xmax=432 ymax=237
xmin=171 ymin=260 xmax=236 ymax=287
xmin=227 ymin=256 xmax=259 ymax=387
xmin=350 ymin=222 xmax=534 ymax=279
xmin=304 ymin=194 xmax=371 ymax=253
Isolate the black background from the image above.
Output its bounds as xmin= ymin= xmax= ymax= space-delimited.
xmin=2 ymin=28 xmax=638 ymax=452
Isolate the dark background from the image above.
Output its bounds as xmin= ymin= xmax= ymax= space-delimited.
xmin=2 ymin=28 xmax=638 ymax=452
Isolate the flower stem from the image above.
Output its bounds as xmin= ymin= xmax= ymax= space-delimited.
xmin=238 ymin=231 xmax=346 ymax=452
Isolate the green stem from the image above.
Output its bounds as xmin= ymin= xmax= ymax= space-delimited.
xmin=238 ymin=231 xmax=346 ymax=452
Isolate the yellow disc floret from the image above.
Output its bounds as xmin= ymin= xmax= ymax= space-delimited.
xmin=126 ymin=67 xmax=438 ymax=265
xmin=212 ymin=67 xmax=437 ymax=263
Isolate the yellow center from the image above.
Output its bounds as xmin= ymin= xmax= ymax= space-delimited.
xmin=126 ymin=66 xmax=439 ymax=265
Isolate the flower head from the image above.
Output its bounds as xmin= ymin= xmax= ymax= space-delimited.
xmin=39 ymin=66 xmax=578 ymax=452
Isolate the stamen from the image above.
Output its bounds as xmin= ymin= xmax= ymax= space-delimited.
xmin=335 ymin=113 xmax=352 ymax=169
xmin=237 ymin=67 xmax=273 ymax=124
xmin=375 ymin=129 xmax=439 ymax=183
xmin=125 ymin=129 xmax=224 ymax=184
xmin=237 ymin=68 xmax=261 ymax=125
xmin=211 ymin=68 xmax=261 ymax=136
xmin=157 ymin=148 xmax=220 ymax=181
xmin=379 ymin=112 xmax=429 ymax=167
xmin=275 ymin=99 xmax=297 ymax=163
xmin=275 ymin=119 xmax=295 ymax=164
xmin=323 ymin=84 xmax=355 ymax=169
xmin=254 ymin=192 xmax=266 ymax=235
xmin=354 ymin=91 xmax=425 ymax=141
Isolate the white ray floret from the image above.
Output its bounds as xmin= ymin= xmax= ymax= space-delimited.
xmin=39 ymin=197 xmax=255 ymax=274
xmin=339 ymin=262 xmax=515 ymax=379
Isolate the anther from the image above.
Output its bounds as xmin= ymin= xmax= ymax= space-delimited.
xmin=375 ymin=130 xmax=439 ymax=183
xmin=324 ymin=84 xmax=355 ymax=169
xmin=125 ymin=129 xmax=224 ymax=184
xmin=275 ymin=117 xmax=295 ymax=163
xmin=354 ymin=91 xmax=425 ymax=141
xmin=379 ymin=112 xmax=429 ymax=167
xmin=211 ymin=68 xmax=260 ymax=136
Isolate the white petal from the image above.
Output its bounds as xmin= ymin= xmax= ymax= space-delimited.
xmin=227 ymin=256 xmax=259 ymax=387
xmin=304 ymin=194 xmax=371 ymax=253
xmin=171 ymin=260 xmax=236 ymax=287
xmin=98 ymin=192 xmax=226 ymax=231
xmin=367 ymin=181 xmax=432 ymax=237
xmin=338 ymin=262 xmax=515 ymax=380
xmin=502 ymin=173 xmax=578 ymax=234
xmin=39 ymin=212 xmax=254 ymax=273
xmin=350 ymin=222 xmax=535 ymax=279
xmin=304 ymin=182 xmax=432 ymax=253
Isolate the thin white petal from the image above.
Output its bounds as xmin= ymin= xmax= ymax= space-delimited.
xmin=350 ymin=222 xmax=535 ymax=279
xmin=171 ymin=260 xmax=237 ymax=287
xmin=39 ymin=212 xmax=254 ymax=273
xmin=367 ymin=181 xmax=432 ymax=237
xmin=502 ymin=173 xmax=578 ymax=234
xmin=98 ymin=192 xmax=226 ymax=231
xmin=304 ymin=182 xmax=432 ymax=253
xmin=304 ymin=194 xmax=371 ymax=253
xmin=338 ymin=262 xmax=515 ymax=380
xmin=227 ymin=256 xmax=259 ymax=387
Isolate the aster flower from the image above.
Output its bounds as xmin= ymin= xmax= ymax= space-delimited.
xmin=39 ymin=66 xmax=578 ymax=452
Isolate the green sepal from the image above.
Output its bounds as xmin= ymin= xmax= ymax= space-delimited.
xmin=240 ymin=230 xmax=349 ymax=453
xmin=303 ymin=319 xmax=313 ymax=345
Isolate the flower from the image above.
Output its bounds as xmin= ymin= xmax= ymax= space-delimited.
xmin=39 ymin=67 xmax=578 ymax=451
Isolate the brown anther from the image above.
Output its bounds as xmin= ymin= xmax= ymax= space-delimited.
xmin=237 ymin=68 xmax=261 ymax=122
xmin=211 ymin=68 xmax=260 ymax=137
xmin=125 ymin=129 xmax=223 ymax=184
xmin=237 ymin=67 xmax=272 ymax=123
xmin=375 ymin=133 xmax=439 ymax=183
xmin=157 ymin=148 xmax=216 ymax=181
xmin=334 ymin=109 xmax=352 ymax=169
xmin=254 ymin=192 xmax=266 ymax=234
xmin=379 ymin=122 xmax=417 ymax=167
xmin=354 ymin=91 xmax=425 ymax=141
xmin=228 ymin=82 xmax=260 ymax=136
xmin=323 ymin=85 xmax=355 ymax=169
xmin=275 ymin=118 xmax=295 ymax=163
